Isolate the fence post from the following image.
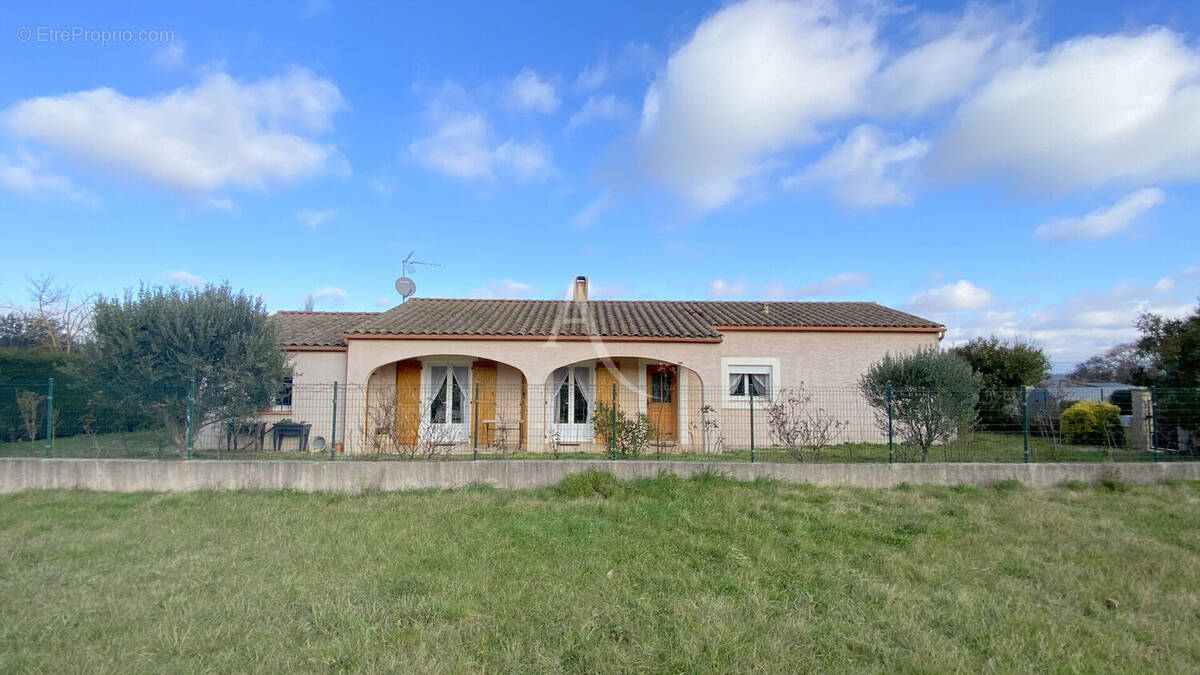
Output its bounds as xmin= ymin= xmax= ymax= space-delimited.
xmin=610 ymin=382 xmax=617 ymax=461
xmin=472 ymin=381 xmax=479 ymax=460
xmin=330 ymin=382 xmax=338 ymax=460
xmin=748 ymin=384 xmax=756 ymax=464
xmin=44 ymin=377 xmax=54 ymax=458
xmin=186 ymin=378 xmax=195 ymax=460
xmin=1150 ymin=387 xmax=1159 ymax=462
xmin=1022 ymin=386 xmax=1030 ymax=463
xmin=886 ymin=384 xmax=893 ymax=464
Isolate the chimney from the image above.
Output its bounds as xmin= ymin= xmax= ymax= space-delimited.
xmin=572 ymin=275 xmax=589 ymax=302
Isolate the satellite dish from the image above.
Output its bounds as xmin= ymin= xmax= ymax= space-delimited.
xmin=395 ymin=276 xmax=417 ymax=299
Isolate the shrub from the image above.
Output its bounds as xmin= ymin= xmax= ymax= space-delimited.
xmin=1060 ymin=401 xmax=1124 ymax=446
xmin=594 ymin=400 xmax=655 ymax=459
xmin=766 ymin=384 xmax=848 ymax=462
xmin=858 ymin=348 xmax=981 ymax=461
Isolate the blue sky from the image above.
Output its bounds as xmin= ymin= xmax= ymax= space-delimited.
xmin=2 ymin=0 xmax=1199 ymax=369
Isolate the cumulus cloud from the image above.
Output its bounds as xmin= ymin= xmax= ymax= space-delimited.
xmin=468 ymin=279 xmax=537 ymax=299
xmin=5 ymin=68 xmax=345 ymax=193
xmin=566 ymin=94 xmax=630 ymax=134
xmin=409 ymin=84 xmax=554 ymax=182
xmin=708 ymin=278 xmax=750 ymax=299
xmin=297 ymin=207 xmax=337 ymax=228
xmin=1035 ymin=188 xmax=1165 ymax=241
xmin=869 ymin=5 xmax=1031 ymax=115
xmin=907 ymin=280 xmax=993 ymax=314
xmin=931 ymin=29 xmax=1200 ymax=192
xmin=638 ymin=0 xmax=881 ymax=212
xmin=786 ymin=125 xmax=927 ymax=207
xmin=163 ymin=269 xmax=206 ymax=287
xmin=152 ymin=42 xmax=186 ymax=70
xmin=506 ymin=69 xmax=559 ymax=113
xmin=0 ymin=152 xmax=92 ymax=203
xmin=795 ymin=272 xmax=870 ymax=297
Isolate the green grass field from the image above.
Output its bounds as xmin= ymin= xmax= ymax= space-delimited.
xmin=0 ymin=428 xmax=1165 ymax=463
xmin=1 ymin=475 xmax=1198 ymax=672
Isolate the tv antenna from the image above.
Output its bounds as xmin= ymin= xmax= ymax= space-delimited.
xmin=395 ymin=250 xmax=440 ymax=301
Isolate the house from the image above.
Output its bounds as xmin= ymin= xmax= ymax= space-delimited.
xmin=264 ymin=276 xmax=944 ymax=453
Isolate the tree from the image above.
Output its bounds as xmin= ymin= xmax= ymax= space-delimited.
xmin=1070 ymin=342 xmax=1148 ymax=383
xmin=0 ymin=312 xmax=57 ymax=348
xmin=23 ymin=274 xmax=95 ymax=353
xmin=950 ymin=337 xmax=1049 ymax=389
xmin=858 ymin=349 xmax=981 ymax=461
xmin=950 ymin=337 xmax=1050 ymax=428
xmin=1133 ymin=301 xmax=1200 ymax=387
xmin=87 ymin=284 xmax=292 ymax=455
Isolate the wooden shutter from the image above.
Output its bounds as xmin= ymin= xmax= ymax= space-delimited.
xmin=472 ymin=360 xmax=497 ymax=445
xmin=395 ymin=360 xmax=421 ymax=446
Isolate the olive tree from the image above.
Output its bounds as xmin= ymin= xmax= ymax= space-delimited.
xmin=88 ymin=284 xmax=291 ymax=455
xmin=858 ymin=349 xmax=981 ymax=461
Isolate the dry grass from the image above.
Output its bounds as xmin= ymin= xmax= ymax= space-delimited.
xmin=1 ymin=476 xmax=1198 ymax=672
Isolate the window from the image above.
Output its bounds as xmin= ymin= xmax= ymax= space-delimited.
xmin=271 ymin=378 xmax=293 ymax=411
xmin=728 ymin=372 xmax=769 ymax=398
xmin=720 ymin=358 xmax=779 ymax=407
xmin=650 ymin=369 xmax=674 ymax=403
xmin=554 ymin=366 xmax=592 ymax=424
xmin=429 ymin=365 xmax=468 ymax=425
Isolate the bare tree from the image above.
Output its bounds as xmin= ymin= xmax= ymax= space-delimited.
xmin=767 ymin=386 xmax=848 ymax=462
xmin=15 ymin=390 xmax=43 ymax=443
xmin=24 ymin=273 xmax=96 ymax=353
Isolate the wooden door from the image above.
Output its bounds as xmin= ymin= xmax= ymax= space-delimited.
xmin=595 ymin=361 xmax=619 ymax=411
xmin=395 ymin=360 xmax=421 ymax=446
xmin=473 ymin=361 xmax=497 ymax=445
xmin=646 ymin=366 xmax=677 ymax=441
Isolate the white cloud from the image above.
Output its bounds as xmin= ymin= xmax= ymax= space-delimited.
xmin=637 ymin=0 xmax=882 ymax=212
xmin=931 ymin=29 xmax=1200 ymax=192
xmin=297 ymin=207 xmax=338 ymax=228
xmin=5 ymin=68 xmax=345 ymax=193
xmin=468 ymin=279 xmax=538 ymax=299
xmin=493 ymin=139 xmax=554 ymax=181
xmin=163 ymin=269 xmax=206 ymax=287
xmin=574 ymin=61 xmax=608 ymax=91
xmin=307 ymin=286 xmax=347 ymax=308
xmin=795 ymin=272 xmax=870 ymax=298
xmin=302 ymin=0 xmax=332 ymax=17
xmin=761 ymin=282 xmax=791 ymax=300
xmin=571 ymin=191 xmax=612 ymax=229
xmin=375 ymin=296 xmax=395 ymax=308
xmin=907 ymin=280 xmax=993 ymax=314
xmin=152 ymin=42 xmax=186 ymax=69
xmin=870 ymin=6 xmax=1031 ymax=115
xmin=205 ymin=197 xmax=236 ymax=213
xmin=786 ymin=125 xmax=927 ymax=207
xmin=409 ymin=85 xmax=555 ymax=182
xmin=506 ymin=69 xmax=559 ymax=114
xmin=566 ymin=94 xmax=630 ymax=133
xmin=708 ymin=278 xmax=750 ymax=299
xmin=368 ymin=177 xmax=393 ymax=197
xmin=1035 ymin=188 xmax=1165 ymax=241
xmin=0 ymin=152 xmax=92 ymax=203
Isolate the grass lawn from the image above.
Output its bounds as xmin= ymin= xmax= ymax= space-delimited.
xmin=1 ymin=476 xmax=1199 ymax=672
xmin=0 ymin=429 xmax=1169 ymax=463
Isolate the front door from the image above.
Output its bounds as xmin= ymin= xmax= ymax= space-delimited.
xmin=646 ymin=366 xmax=677 ymax=441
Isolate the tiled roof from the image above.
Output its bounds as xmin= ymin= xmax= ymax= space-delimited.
xmin=271 ymin=311 xmax=377 ymax=347
xmin=343 ymin=299 xmax=942 ymax=341
xmin=273 ymin=300 xmax=942 ymax=346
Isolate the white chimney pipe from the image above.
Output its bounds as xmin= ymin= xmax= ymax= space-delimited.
xmin=572 ymin=275 xmax=589 ymax=302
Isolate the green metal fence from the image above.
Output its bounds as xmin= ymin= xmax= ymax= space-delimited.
xmin=2 ymin=378 xmax=1196 ymax=463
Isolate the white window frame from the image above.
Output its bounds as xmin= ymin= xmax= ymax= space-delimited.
xmin=549 ymin=364 xmax=595 ymax=443
xmin=421 ymin=359 xmax=472 ymax=442
xmin=721 ymin=357 xmax=780 ymax=409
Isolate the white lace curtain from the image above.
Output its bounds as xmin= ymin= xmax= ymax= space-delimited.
xmin=574 ymin=366 xmax=593 ymax=422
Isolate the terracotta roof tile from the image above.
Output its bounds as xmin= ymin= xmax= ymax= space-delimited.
xmin=270 ymin=311 xmax=377 ymax=347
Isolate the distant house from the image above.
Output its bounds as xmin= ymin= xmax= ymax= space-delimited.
xmin=264 ymin=276 xmax=944 ymax=453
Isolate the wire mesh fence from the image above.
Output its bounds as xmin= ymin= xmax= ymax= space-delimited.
xmin=2 ymin=378 xmax=1197 ymax=463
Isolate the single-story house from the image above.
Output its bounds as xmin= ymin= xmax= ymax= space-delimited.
xmin=260 ymin=276 xmax=944 ymax=453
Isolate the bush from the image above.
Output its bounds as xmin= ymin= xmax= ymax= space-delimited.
xmin=594 ymin=400 xmax=655 ymax=458
xmin=1060 ymin=401 xmax=1124 ymax=446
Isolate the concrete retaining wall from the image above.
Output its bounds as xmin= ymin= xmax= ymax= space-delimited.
xmin=2 ymin=458 xmax=1199 ymax=493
